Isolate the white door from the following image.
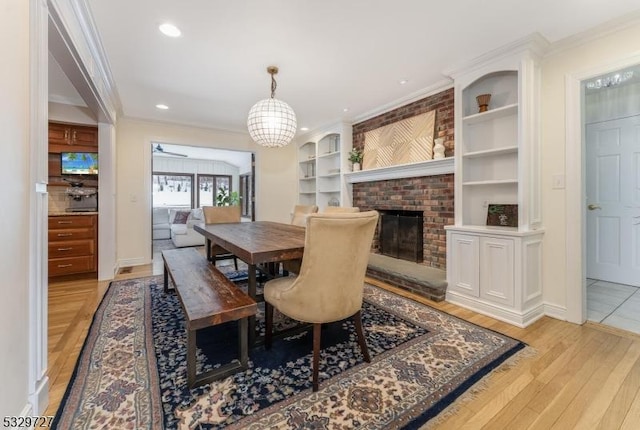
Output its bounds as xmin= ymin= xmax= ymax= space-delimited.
xmin=586 ymin=115 xmax=640 ymax=286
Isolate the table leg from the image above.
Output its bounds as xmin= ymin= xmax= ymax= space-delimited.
xmin=163 ymin=263 xmax=169 ymax=293
xmin=206 ymin=238 xmax=212 ymax=261
xmin=248 ymin=263 xmax=257 ymax=345
xmin=239 ymin=318 xmax=248 ymax=367
xmin=187 ymin=327 xmax=196 ymax=388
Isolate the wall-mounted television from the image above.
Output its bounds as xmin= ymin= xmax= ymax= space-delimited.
xmin=61 ymin=152 xmax=99 ymax=175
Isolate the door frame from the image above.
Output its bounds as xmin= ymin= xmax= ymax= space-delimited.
xmin=565 ymin=54 xmax=640 ymax=324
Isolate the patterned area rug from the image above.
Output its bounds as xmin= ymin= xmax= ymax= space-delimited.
xmin=53 ymin=276 xmax=525 ymax=429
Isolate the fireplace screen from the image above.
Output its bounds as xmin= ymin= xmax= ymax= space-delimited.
xmin=379 ymin=210 xmax=424 ymax=263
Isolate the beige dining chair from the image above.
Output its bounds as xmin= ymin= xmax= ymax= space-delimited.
xmin=323 ymin=206 xmax=360 ymax=213
xmin=264 ymin=210 xmax=379 ymax=391
xmin=290 ymin=204 xmax=318 ymax=227
xmin=202 ymin=205 xmax=241 ymax=270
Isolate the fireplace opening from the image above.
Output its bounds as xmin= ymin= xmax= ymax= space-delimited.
xmin=379 ymin=210 xmax=424 ymax=263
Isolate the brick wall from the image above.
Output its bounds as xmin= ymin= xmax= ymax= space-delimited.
xmin=352 ymin=88 xmax=455 ymax=270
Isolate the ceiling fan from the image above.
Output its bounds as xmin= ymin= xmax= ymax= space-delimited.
xmin=153 ymin=144 xmax=188 ymax=157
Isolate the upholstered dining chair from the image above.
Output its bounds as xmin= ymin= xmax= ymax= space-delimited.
xmin=290 ymin=204 xmax=318 ymax=227
xmin=202 ymin=205 xmax=241 ymax=270
xmin=323 ymin=206 xmax=360 ymax=213
xmin=264 ymin=210 xmax=379 ymax=391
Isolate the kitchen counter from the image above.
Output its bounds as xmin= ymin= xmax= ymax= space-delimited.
xmin=49 ymin=211 xmax=99 ymax=216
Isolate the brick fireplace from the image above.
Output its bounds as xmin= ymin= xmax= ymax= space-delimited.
xmin=351 ymin=88 xmax=455 ymax=270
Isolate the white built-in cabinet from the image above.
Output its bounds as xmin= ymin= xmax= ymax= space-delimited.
xmin=296 ymin=122 xmax=353 ymax=210
xmin=445 ymin=35 xmax=547 ymax=327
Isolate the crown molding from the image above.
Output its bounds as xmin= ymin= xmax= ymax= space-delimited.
xmin=48 ymin=94 xmax=87 ymax=107
xmin=48 ymin=0 xmax=121 ymax=123
xmin=350 ymin=79 xmax=453 ymax=126
xmin=443 ymin=33 xmax=550 ymax=79
xmin=545 ymin=10 xmax=640 ymax=58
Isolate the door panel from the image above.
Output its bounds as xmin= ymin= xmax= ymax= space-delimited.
xmin=586 ymin=115 xmax=640 ymax=286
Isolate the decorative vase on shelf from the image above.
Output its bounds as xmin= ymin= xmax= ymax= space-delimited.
xmin=352 ymin=162 xmax=361 ymax=172
xmin=476 ymin=93 xmax=491 ymax=113
xmin=433 ymin=138 xmax=445 ymax=159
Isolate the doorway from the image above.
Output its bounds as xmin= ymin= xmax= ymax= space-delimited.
xmin=150 ymin=143 xmax=255 ymax=261
xmin=583 ymin=65 xmax=640 ymax=333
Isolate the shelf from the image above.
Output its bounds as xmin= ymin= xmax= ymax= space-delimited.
xmin=299 ymin=191 xmax=316 ymax=195
xmin=462 ymin=179 xmax=518 ymax=186
xmin=318 ymin=151 xmax=340 ymax=159
xmin=463 ymin=146 xmax=518 ymax=159
xmin=319 ymin=190 xmax=340 ymax=194
xmin=299 ymin=158 xmax=316 ymax=164
xmin=319 ymin=173 xmax=341 ymax=178
xmin=463 ymin=103 xmax=518 ymax=125
xmin=299 ymin=176 xmax=316 ymax=181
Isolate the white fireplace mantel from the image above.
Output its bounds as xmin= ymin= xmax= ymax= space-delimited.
xmin=343 ymin=157 xmax=454 ymax=183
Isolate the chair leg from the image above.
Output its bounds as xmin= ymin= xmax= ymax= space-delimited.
xmin=265 ymin=301 xmax=273 ymax=349
xmin=234 ymin=257 xmax=238 ymax=271
xmin=353 ymin=310 xmax=370 ymax=363
xmin=312 ymin=323 xmax=321 ymax=392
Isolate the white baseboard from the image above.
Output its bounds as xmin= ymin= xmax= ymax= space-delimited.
xmin=117 ymin=257 xmax=148 ymax=268
xmin=543 ymin=302 xmax=567 ymax=321
xmin=19 ymin=403 xmax=33 ymax=418
xmin=28 ymin=376 xmax=49 ymax=416
xmin=445 ymin=291 xmax=545 ymax=328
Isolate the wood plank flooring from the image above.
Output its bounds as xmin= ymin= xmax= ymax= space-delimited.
xmin=45 ymin=265 xmax=640 ymax=428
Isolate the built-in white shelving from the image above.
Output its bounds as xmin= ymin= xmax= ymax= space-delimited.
xmin=296 ymin=123 xmax=353 ymax=210
xmin=445 ymin=34 xmax=547 ymax=328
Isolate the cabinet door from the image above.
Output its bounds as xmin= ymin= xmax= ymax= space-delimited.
xmin=479 ymin=236 xmax=514 ymax=306
xmin=49 ymin=123 xmax=70 ymax=145
xmin=71 ymin=125 xmax=98 ymax=148
xmin=49 ymin=123 xmax=98 ymax=153
xmin=449 ymin=233 xmax=480 ymax=297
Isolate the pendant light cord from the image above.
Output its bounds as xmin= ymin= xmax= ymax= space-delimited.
xmin=270 ymin=72 xmax=277 ymax=99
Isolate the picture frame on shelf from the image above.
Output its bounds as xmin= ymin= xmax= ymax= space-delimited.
xmin=486 ymin=204 xmax=518 ymax=227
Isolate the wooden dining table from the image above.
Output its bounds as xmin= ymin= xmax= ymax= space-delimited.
xmin=193 ymin=221 xmax=306 ymax=343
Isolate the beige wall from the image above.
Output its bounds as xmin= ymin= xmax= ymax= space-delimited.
xmin=115 ymin=118 xmax=297 ymax=266
xmin=0 ymin=0 xmax=30 ymax=416
xmin=540 ymin=21 xmax=640 ymax=311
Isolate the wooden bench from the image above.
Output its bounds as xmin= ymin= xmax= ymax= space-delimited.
xmin=162 ymin=248 xmax=257 ymax=388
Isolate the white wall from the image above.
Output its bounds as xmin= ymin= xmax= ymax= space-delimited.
xmin=116 ymin=118 xmax=297 ymax=266
xmin=48 ymin=101 xmax=96 ymax=124
xmin=0 ymin=0 xmax=31 ymax=417
xmin=540 ymin=21 xmax=640 ymax=313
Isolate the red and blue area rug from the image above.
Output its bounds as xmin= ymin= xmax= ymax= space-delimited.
xmin=53 ymin=275 xmax=525 ymax=429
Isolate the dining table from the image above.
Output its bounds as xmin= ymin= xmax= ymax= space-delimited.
xmin=193 ymin=221 xmax=306 ymax=343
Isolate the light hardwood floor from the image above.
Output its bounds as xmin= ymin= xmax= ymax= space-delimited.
xmin=46 ymin=265 xmax=640 ymax=428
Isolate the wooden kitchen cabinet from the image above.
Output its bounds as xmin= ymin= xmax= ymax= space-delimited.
xmin=48 ymin=214 xmax=97 ymax=277
xmin=48 ymin=122 xmax=98 ymax=153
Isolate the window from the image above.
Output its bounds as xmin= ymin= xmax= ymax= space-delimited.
xmin=239 ymin=173 xmax=252 ymax=218
xmin=197 ymin=174 xmax=231 ymax=207
xmin=152 ymin=173 xmax=194 ymax=208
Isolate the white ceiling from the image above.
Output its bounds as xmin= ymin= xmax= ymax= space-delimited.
xmin=58 ymin=0 xmax=640 ymax=134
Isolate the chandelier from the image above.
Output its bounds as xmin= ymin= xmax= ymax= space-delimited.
xmin=247 ymin=66 xmax=297 ymax=148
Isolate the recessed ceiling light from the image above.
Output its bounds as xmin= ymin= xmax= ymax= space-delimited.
xmin=399 ymin=79 xmax=409 ymax=85
xmin=159 ymin=23 xmax=181 ymax=37
xmin=343 ymin=108 xmax=349 ymax=112
xmin=156 ymin=104 xmax=169 ymax=110
xmin=300 ymin=127 xmax=309 ymax=131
